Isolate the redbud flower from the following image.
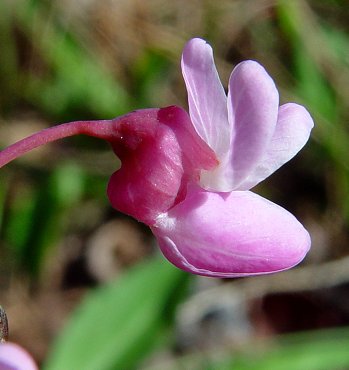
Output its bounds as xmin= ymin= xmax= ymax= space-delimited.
xmin=151 ymin=38 xmax=314 ymax=277
xmin=0 ymin=38 xmax=314 ymax=278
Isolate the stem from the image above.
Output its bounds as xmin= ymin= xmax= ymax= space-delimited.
xmin=0 ymin=120 xmax=116 ymax=168
xmin=0 ymin=306 xmax=8 ymax=342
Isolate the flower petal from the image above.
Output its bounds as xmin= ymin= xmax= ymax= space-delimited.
xmin=152 ymin=187 xmax=310 ymax=278
xmin=226 ymin=61 xmax=279 ymax=189
xmin=237 ymin=103 xmax=314 ymax=190
xmin=181 ymin=38 xmax=230 ymax=159
xmin=0 ymin=343 xmax=38 ymax=370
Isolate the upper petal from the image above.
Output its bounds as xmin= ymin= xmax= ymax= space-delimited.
xmin=181 ymin=38 xmax=230 ymax=159
xmin=226 ymin=61 xmax=279 ymax=189
xmin=152 ymin=187 xmax=310 ymax=278
xmin=237 ymin=103 xmax=314 ymax=190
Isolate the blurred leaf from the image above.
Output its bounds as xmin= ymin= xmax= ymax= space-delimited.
xmin=322 ymin=24 xmax=349 ymax=67
xmin=0 ymin=176 xmax=9 ymax=232
xmin=277 ymin=0 xmax=349 ymax=221
xmin=293 ymin=49 xmax=337 ymax=123
xmin=277 ymin=1 xmax=338 ymax=121
xmin=23 ymin=164 xmax=84 ymax=276
xmin=12 ymin=0 xmax=132 ymax=119
xmin=4 ymin=181 xmax=37 ymax=259
xmin=0 ymin=0 xmax=19 ymax=110
xmin=132 ymin=50 xmax=171 ymax=107
xmin=52 ymin=163 xmax=84 ymax=207
xmin=228 ymin=327 xmax=349 ymax=370
xmin=3 ymin=163 xmax=84 ymax=276
xmin=44 ymin=256 xmax=187 ymax=370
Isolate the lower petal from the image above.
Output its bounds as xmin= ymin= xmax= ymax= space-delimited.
xmin=152 ymin=187 xmax=310 ymax=278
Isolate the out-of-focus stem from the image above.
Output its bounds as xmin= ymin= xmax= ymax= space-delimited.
xmin=0 ymin=306 xmax=8 ymax=342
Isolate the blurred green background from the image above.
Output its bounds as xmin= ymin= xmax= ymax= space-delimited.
xmin=1 ymin=0 xmax=349 ymax=369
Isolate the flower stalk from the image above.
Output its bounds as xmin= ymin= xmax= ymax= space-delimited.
xmin=0 ymin=119 xmax=117 ymax=168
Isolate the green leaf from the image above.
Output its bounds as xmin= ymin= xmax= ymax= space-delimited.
xmin=229 ymin=327 xmax=349 ymax=370
xmin=44 ymin=255 xmax=187 ymax=370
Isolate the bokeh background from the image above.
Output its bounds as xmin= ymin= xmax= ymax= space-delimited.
xmin=1 ymin=0 xmax=349 ymax=369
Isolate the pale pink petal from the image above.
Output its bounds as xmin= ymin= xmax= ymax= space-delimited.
xmin=0 ymin=343 xmax=38 ymax=370
xmin=181 ymin=38 xmax=230 ymax=160
xmin=152 ymin=187 xmax=310 ymax=278
xmin=226 ymin=61 xmax=279 ymax=189
xmin=237 ymin=103 xmax=314 ymax=190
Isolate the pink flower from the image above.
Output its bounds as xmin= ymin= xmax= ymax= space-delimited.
xmin=0 ymin=343 xmax=38 ymax=370
xmin=151 ymin=38 xmax=314 ymax=277
xmin=0 ymin=38 xmax=314 ymax=278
